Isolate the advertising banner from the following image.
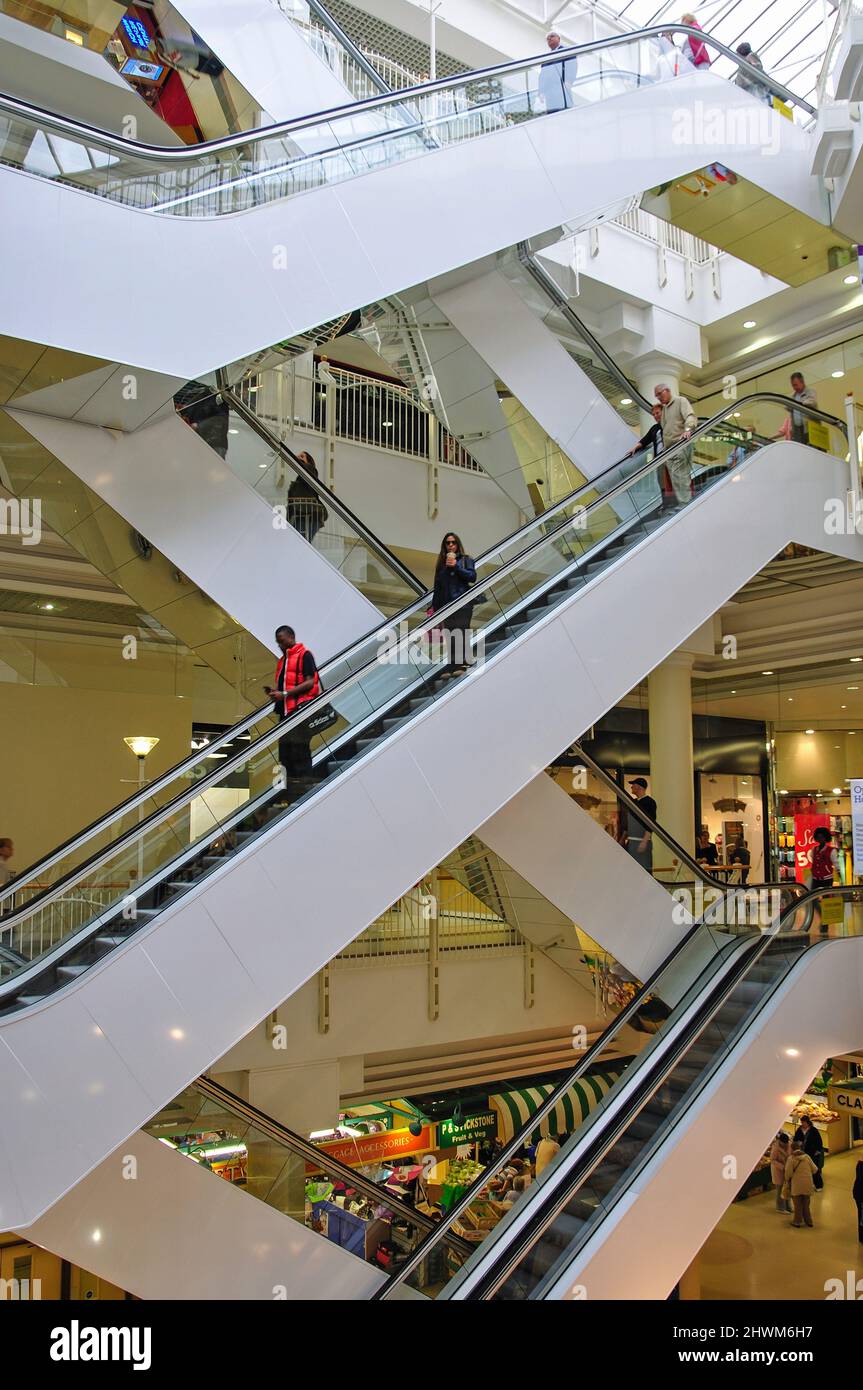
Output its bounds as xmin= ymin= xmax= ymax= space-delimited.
xmin=851 ymin=779 xmax=863 ymax=880
xmin=794 ymin=813 xmax=830 ymax=883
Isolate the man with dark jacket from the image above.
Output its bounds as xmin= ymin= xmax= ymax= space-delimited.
xmin=173 ymin=380 xmax=230 ymax=459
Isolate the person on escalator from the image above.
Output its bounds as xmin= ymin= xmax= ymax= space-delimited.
xmin=624 ymin=777 xmax=656 ymax=874
xmin=680 ymin=14 xmax=712 ymax=69
xmin=431 ymin=533 xmax=477 ymax=676
xmin=264 ymin=625 xmax=320 ymax=797
xmin=627 ymin=403 xmax=664 ymax=461
xmin=655 ymin=384 xmax=697 ymax=507
xmin=538 ymin=32 xmax=578 ymax=113
xmin=173 ymin=381 xmax=231 ymax=459
xmin=287 ymin=452 xmax=328 ymax=545
xmin=0 ymin=838 xmax=14 ymax=889
xmin=734 ymin=43 xmax=771 ymax=103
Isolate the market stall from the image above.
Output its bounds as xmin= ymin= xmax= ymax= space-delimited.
xmin=489 ymin=1070 xmax=623 ymax=1143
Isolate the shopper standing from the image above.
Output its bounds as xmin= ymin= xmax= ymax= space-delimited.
xmin=538 ymin=31 xmax=578 ymax=112
xmin=784 ymin=1140 xmax=817 ymax=1227
xmin=655 ymin=384 xmax=697 ymax=506
xmin=794 ymin=1115 xmax=825 ymax=1191
xmin=809 ymin=826 xmax=842 ymax=935
xmin=431 ymin=532 xmax=477 ymax=675
xmin=264 ymin=625 xmax=320 ymax=795
xmin=625 ymin=776 xmax=657 ymax=874
xmin=770 ymin=1133 xmax=792 ymax=1212
xmin=535 ymin=1134 xmax=561 ymax=1177
xmin=696 ymin=831 xmax=718 ymax=868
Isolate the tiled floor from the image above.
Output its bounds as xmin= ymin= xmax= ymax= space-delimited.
xmin=700 ymin=1148 xmax=863 ymax=1300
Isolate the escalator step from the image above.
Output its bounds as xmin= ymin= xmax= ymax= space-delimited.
xmin=15 ymin=995 xmax=46 ymax=1007
xmin=57 ymin=964 xmax=88 ymax=980
xmin=95 ymin=934 xmax=131 ymax=948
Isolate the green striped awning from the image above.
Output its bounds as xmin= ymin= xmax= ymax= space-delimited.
xmin=489 ymin=1071 xmax=622 ymax=1145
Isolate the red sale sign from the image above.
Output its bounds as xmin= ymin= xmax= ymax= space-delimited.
xmin=794 ymin=813 xmax=830 ymax=883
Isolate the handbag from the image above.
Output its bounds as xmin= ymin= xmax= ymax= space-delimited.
xmin=306 ymin=698 xmax=339 ymax=736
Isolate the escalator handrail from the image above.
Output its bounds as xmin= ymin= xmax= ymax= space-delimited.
xmin=465 ymin=886 xmax=856 ymax=1299
xmin=371 ymin=879 xmax=812 ymax=1298
xmin=568 ymin=742 xmax=730 ymax=890
xmin=214 ymin=369 xmax=426 ymax=595
xmin=190 ymin=1076 xmax=472 ymax=1255
xmin=516 ymin=242 xmax=654 ymax=412
xmin=0 ymin=391 xmax=845 ymax=925
xmin=0 ymin=23 xmax=815 ymax=166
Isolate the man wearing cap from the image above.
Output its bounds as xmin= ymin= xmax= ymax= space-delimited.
xmin=625 ymin=777 xmax=657 ymax=874
xmin=538 ymin=31 xmax=578 ymax=112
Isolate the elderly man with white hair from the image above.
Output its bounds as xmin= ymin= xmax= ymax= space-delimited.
xmin=655 ymin=383 xmax=697 ymax=507
xmin=538 ymin=30 xmax=578 ymax=112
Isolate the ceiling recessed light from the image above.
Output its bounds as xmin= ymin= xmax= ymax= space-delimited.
xmin=762 ymin=670 xmax=774 ymax=675
xmin=787 ymin=697 xmax=793 ymax=702
xmin=40 ymin=602 xmax=55 ymax=611
xmin=844 ymin=273 xmax=858 ymax=284
xmin=228 ymin=428 xmax=239 ymax=435
xmin=733 ymin=411 xmax=741 ymax=418
xmin=851 ymin=657 xmax=862 ymax=663
xmin=731 ymin=689 xmax=737 ymax=694
xmin=743 ymin=320 xmax=757 ymax=329
xmin=848 ymin=686 xmax=859 ymax=691
xmin=832 ymin=370 xmax=845 ymax=379
xmin=784 ymin=1047 xmax=800 ymax=1057
xmin=832 ymin=787 xmax=842 ymax=794
xmin=620 ymin=397 xmax=633 ymax=406
xmin=842 ymin=705 xmax=847 ymax=709
xmin=779 ymin=789 xmax=789 ymax=794
xmin=805 ymin=728 xmax=815 ymax=734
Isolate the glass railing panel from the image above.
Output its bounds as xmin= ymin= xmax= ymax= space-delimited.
xmin=0 ymin=32 xmax=754 ymax=219
xmin=489 ymin=892 xmax=857 ymax=1299
xmin=172 ymin=392 xmax=422 ymax=618
xmin=142 ymin=1083 xmax=434 ymax=1271
xmin=0 ymin=394 xmax=841 ymax=989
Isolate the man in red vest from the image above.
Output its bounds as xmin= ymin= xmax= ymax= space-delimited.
xmin=264 ymin=625 xmax=320 ymax=796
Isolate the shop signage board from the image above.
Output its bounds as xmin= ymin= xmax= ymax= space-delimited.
xmin=794 ymin=813 xmax=830 ymax=883
xmin=436 ymin=1111 xmax=498 ymax=1149
xmin=828 ymin=1081 xmax=863 ymax=1117
xmin=851 ymin=780 xmax=863 ymax=880
xmin=306 ymin=1124 xmax=433 ymax=1173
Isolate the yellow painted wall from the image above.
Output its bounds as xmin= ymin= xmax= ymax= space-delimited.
xmin=0 ymin=1234 xmax=129 ymax=1300
xmin=1 ymin=683 xmax=190 ymax=873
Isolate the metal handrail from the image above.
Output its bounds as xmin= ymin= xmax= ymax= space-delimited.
xmin=214 ymin=369 xmax=425 ymax=595
xmin=0 ymin=391 xmax=846 ymax=929
xmin=374 ymin=880 xmax=819 ymax=1298
xmin=516 ymin=243 xmax=653 ymax=412
xmin=462 ymin=887 xmax=855 ymax=1300
xmin=0 ymin=23 xmax=815 ymax=169
xmin=302 ymin=0 xmax=391 ymax=95
xmin=191 ymin=1076 xmax=471 ymax=1254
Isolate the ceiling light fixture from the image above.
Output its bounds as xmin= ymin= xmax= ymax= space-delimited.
xmin=851 ymin=657 xmax=862 ymax=663
xmin=762 ymin=670 xmax=774 ymax=675
xmin=844 ymin=274 xmax=858 ymax=285
xmin=620 ymin=397 xmax=633 ymax=406
xmin=805 ymin=728 xmax=815 ymax=735
xmin=743 ymin=320 xmax=757 ymax=329
xmin=832 ymin=787 xmax=842 ymax=794
xmin=832 ymin=370 xmax=845 ymax=379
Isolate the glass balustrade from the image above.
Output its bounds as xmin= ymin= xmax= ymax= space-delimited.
xmin=0 ymin=29 xmax=811 ymax=219
xmin=0 ymin=395 xmax=844 ymax=999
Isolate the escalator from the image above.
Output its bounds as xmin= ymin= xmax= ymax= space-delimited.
xmin=22 ymin=1075 xmax=472 ymax=1300
xmin=374 ymin=885 xmax=863 ymax=1300
xmin=0 ymin=391 xmax=856 ymax=1229
xmin=0 ymin=25 xmax=820 ymax=373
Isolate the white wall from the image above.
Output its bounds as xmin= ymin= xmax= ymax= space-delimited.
xmin=171 ymin=0 xmax=353 ymax=120
xmin=22 ymin=1130 xmax=383 ymax=1300
xmin=432 ymin=268 xmax=634 ymax=481
xmin=9 ymin=408 xmax=383 ymax=659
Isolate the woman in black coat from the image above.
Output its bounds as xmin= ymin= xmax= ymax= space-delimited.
xmin=431 ymin=532 xmax=477 ymax=674
xmin=794 ymin=1116 xmax=825 ymax=1189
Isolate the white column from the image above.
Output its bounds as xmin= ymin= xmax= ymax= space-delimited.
xmin=648 ymin=651 xmax=695 ymax=856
